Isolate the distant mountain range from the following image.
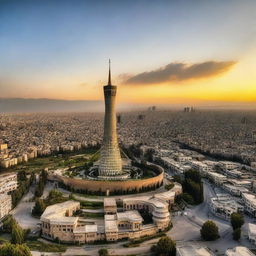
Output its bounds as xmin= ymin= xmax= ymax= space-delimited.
xmin=0 ymin=98 xmax=104 ymax=113
xmin=0 ymin=98 xmax=255 ymax=113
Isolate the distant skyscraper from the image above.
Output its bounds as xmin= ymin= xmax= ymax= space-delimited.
xmin=99 ymin=60 xmax=122 ymax=177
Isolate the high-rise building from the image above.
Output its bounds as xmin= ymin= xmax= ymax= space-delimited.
xmin=98 ymin=61 xmax=123 ymax=177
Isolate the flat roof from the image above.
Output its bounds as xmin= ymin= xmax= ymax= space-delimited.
xmin=117 ymin=210 xmax=143 ymax=222
xmin=41 ymin=200 xmax=80 ymax=221
xmin=226 ymin=246 xmax=254 ymax=256
xmin=104 ymin=214 xmax=118 ymax=232
xmin=248 ymin=223 xmax=256 ymax=234
xmin=104 ymin=198 xmax=117 ymax=207
xmin=177 ymin=245 xmax=214 ymax=256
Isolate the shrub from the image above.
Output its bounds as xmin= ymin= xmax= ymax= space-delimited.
xmin=200 ymin=221 xmax=219 ymax=241
xmin=151 ymin=236 xmax=176 ymax=256
xmin=98 ymin=248 xmax=109 ymax=256
xmin=231 ymin=213 xmax=244 ymax=230
xmin=233 ymin=228 xmax=241 ymax=241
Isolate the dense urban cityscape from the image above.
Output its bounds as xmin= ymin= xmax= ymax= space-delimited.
xmin=1 ymin=110 xmax=256 ymax=255
xmin=1 ymin=0 xmax=256 ymax=255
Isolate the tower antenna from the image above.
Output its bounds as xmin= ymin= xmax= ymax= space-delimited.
xmin=108 ymin=59 xmax=112 ymax=85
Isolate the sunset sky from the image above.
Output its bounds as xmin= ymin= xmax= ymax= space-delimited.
xmin=0 ymin=0 xmax=256 ymax=107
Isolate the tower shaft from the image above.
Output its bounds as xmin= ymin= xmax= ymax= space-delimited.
xmin=98 ymin=65 xmax=122 ymax=176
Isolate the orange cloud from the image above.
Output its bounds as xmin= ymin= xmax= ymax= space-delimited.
xmin=124 ymin=61 xmax=236 ymax=85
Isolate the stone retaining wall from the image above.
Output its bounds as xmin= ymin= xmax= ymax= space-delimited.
xmin=49 ymin=164 xmax=164 ymax=193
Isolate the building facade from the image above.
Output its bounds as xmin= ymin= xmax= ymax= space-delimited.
xmin=0 ymin=194 xmax=12 ymax=219
xmin=0 ymin=172 xmax=18 ymax=194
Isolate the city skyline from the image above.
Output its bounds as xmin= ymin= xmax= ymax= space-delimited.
xmin=0 ymin=0 xmax=256 ymax=108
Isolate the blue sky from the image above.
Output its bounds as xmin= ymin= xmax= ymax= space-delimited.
xmin=0 ymin=0 xmax=255 ymax=103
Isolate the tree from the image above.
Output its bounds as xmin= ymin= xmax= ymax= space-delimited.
xmin=233 ymin=228 xmax=241 ymax=241
xmin=0 ymin=243 xmax=32 ymax=256
xmin=151 ymin=236 xmax=176 ymax=256
xmin=32 ymin=198 xmax=46 ymax=216
xmin=181 ymin=193 xmax=194 ymax=205
xmin=98 ymin=248 xmax=109 ymax=256
xmin=2 ymin=216 xmax=17 ymax=233
xmin=11 ymin=224 xmax=24 ymax=244
xmin=231 ymin=213 xmax=244 ymax=230
xmin=183 ymin=170 xmax=204 ymax=204
xmin=200 ymin=221 xmax=219 ymax=241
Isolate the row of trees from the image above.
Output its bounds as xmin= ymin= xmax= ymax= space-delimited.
xmin=200 ymin=212 xmax=245 ymax=241
xmin=59 ymin=180 xmax=163 ymax=196
xmin=11 ymin=171 xmax=35 ymax=207
xmin=34 ymin=169 xmax=48 ymax=197
xmin=2 ymin=215 xmax=28 ymax=244
xmin=0 ymin=243 xmax=32 ymax=256
xmin=0 ymin=216 xmax=32 ymax=256
xmin=174 ymin=170 xmax=204 ymax=205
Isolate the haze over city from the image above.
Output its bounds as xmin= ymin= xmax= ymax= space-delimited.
xmin=0 ymin=0 xmax=256 ymax=111
xmin=1 ymin=1 xmax=256 ymax=256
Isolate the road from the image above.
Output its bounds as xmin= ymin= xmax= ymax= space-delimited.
xmin=11 ymin=186 xmax=39 ymax=230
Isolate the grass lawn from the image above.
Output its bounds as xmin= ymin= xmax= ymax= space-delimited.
xmin=81 ymin=212 xmax=104 ymax=219
xmin=26 ymin=240 xmax=67 ymax=252
xmin=80 ymin=200 xmax=103 ymax=209
xmin=5 ymin=147 xmax=99 ymax=174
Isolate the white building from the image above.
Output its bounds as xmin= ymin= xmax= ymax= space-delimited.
xmin=242 ymin=193 xmax=256 ymax=217
xmin=0 ymin=194 xmax=12 ymax=219
xmin=160 ymin=157 xmax=190 ymax=175
xmin=208 ymin=172 xmax=227 ymax=185
xmin=219 ymin=161 xmax=241 ymax=171
xmin=225 ymin=246 xmax=254 ymax=256
xmin=209 ymin=194 xmax=244 ymax=220
xmin=0 ymin=172 xmax=18 ymax=194
xmin=248 ymin=223 xmax=256 ymax=245
xmin=223 ymin=184 xmax=249 ymax=197
xmin=177 ymin=245 xmax=215 ymax=256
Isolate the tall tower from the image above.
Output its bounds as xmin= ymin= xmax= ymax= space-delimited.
xmin=98 ymin=60 xmax=122 ymax=177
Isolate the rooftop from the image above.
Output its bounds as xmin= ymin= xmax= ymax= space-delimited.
xmin=225 ymin=246 xmax=254 ymax=256
xmin=104 ymin=198 xmax=117 ymax=207
xmin=177 ymin=245 xmax=215 ymax=256
xmin=117 ymin=210 xmax=143 ymax=222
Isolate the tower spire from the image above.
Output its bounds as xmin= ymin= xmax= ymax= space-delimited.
xmin=108 ymin=59 xmax=112 ymax=85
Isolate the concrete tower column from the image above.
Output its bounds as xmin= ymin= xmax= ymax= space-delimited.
xmin=99 ymin=60 xmax=122 ymax=176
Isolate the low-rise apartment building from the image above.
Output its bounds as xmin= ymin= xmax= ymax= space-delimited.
xmin=208 ymin=172 xmax=227 ymax=185
xmin=0 ymin=172 xmax=18 ymax=194
xmin=209 ymin=194 xmax=244 ymax=220
xmin=223 ymin=184 xmax=249 ymax=197
xmin=242 ymin=193 xmax=256 ymax=217
xmin=0 ymin=194 xmax=12 ymax=219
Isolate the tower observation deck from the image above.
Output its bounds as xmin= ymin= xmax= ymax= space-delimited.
xmin=98 ymin=60 xmax=124 ymax=178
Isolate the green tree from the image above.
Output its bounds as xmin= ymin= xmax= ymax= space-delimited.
xmin=200 ymin=221 xmax=219 ymax=241
xmin=32 ymin=198 xmax=46 ymax=216
xmin=11 ymin=224 xmax=24 ymax=244
xmin=2 ymin=215 xmax=17 ymax=233
xmin=183 ymin=170 xmax=204 ymax=204
xmin=182 ymin=193 xmax=194 ymax=205
xmin=231 ymin=213 xmax=244 ymax=230
xmin=0 ymin=243 xmax=32 ymax=256
xmin=98 ymin=248 xmax=109 ymax=256
xmin=151 ymin=236 xmax=176 ymax=256
xmin=233 ymin=228 xmax=241 ymax=241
